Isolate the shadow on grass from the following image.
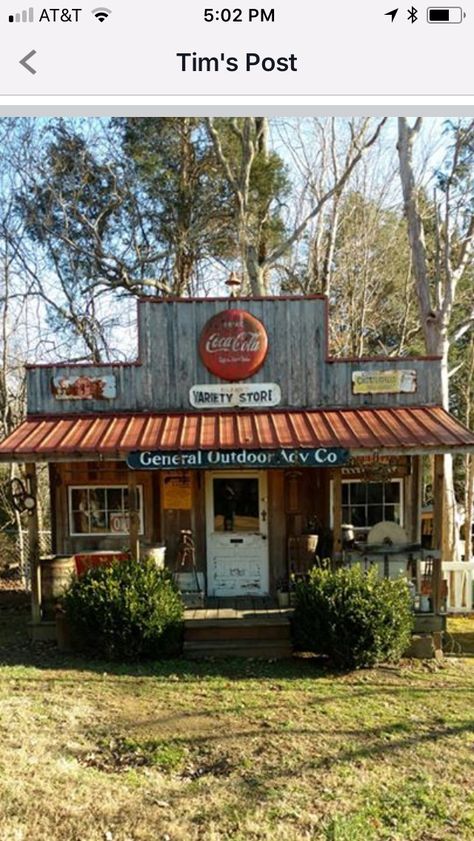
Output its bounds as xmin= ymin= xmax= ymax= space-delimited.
xmin=0 ymin=608 xmax=331 ymax=681
xmin=3 ymin=607 xmax=474 ymax=689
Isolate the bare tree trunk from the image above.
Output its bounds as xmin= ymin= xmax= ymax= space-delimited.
xmin=208 ymin=117 xmax=386 ymax=296
xmin=206 ymin=117 xmax=268 ymax=295
xmin=398 ymin=120 xmax=452 ymax=554
xmin=397 ymin=118 xmax=474 ymax=562
xmin=463 ymin=336 xmax=474 ymax=561
xmin=465 ymin=456 xmax=474 ymax=562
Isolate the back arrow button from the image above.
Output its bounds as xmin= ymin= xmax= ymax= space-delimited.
xmin=20 ymin=50 xmax=37 ymax=75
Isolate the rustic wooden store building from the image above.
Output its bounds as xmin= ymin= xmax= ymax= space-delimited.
xmin=1 ymin=295 xmax=474 ymax=645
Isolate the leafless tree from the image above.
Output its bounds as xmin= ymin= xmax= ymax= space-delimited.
xmin=398 ymin=117 xmax=474 ymax=558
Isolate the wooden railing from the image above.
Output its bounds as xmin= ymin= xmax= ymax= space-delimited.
xmin=442 ymin=562 xmax=474 ymax=614
xmin=345 ymin=551 xmax=474 ymax=615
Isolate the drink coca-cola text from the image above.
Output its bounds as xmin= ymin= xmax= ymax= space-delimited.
xmin=204 ymin=331 xmax=261 ymax=354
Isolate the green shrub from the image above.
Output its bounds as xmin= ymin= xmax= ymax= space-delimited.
xmin=62 ymin=557 xmax=184 ymax=660
xmin=292 ymin=566 xmax=414 ymax=669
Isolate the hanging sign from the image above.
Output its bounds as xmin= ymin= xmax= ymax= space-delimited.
xmin=352 ymin=369 xmax=417 ymax=395
xmin=128 ymin=447 xmax=350 ymax=470
xmin=162 ymin=475 xmax=192 ymax=509
xmin=199 ymin=309 xmax=268 ymax=381
xmin=52 ymin=375 xmax=117 ymax=400
xmin=189 ymin=382 xmax=281 ymax=409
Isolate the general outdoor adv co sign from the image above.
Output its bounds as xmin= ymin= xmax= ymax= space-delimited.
xmin=127 ymin=447 xmax=350 ymax=470
xmin=199 ymin=309 xmax=268 ymax=381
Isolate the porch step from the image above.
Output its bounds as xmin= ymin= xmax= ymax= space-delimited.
xmin=185 ymin=621 xmax=290 ymax=642
xmin=183 ymin=615 xmax=293 ymax=659
xmin=184 ymin=639 xmax=293 ymax=659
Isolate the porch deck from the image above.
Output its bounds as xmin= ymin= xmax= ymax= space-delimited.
xmin=183 ymin=597 xmax=293 ymax=658
xmin=184 ymin=596 xmax=292 ymax=623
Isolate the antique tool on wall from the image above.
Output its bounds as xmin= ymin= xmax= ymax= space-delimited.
xmin=6 ymin=477 xmax=37 ymax=514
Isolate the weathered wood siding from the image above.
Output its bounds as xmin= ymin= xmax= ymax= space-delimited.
xmin=27 ymin=298 xmax=443 ymax=415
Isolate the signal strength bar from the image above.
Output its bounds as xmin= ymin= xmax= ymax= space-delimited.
xmin=9 ymin=7 xmax=34 ymax=22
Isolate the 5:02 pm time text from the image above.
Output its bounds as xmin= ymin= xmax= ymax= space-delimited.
xmin=204 ymin=8 xmax=275 ymax=22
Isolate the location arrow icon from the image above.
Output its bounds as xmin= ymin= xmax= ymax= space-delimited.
xmin=385 ymin=8 xmax=399 ymax=20
xmin=19 ymin=50 xmax=37 ymax=75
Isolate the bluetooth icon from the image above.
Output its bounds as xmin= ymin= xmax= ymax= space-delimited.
xmin=407 ymin=5 xmax=418 ymax=21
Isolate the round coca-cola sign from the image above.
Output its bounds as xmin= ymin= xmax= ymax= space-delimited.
xmin=199 ymin=309 xmax=268 ymax=381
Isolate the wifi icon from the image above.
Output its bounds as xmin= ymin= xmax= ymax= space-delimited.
xmin=92 ymin=7 xmax=111 ymax=22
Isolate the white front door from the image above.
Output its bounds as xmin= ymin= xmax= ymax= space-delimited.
xmin=205 ymin=471 xmax=269 ymax=597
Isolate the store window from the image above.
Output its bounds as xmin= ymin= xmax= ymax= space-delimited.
xmin=340 ymin=480 xmax=403 ymax=529
xmin=69 ymin=486 xmax=143 ymax=536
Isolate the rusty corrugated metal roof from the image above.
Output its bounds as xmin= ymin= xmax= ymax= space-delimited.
xmin=0 ymin=406 xmax=473 ymax=461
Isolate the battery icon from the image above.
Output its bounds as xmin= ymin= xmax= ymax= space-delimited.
xmin=427 ymin=6 xmax=465 ymax=21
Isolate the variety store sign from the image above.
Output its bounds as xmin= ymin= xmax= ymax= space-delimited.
xmin=189 ymin=383 xmax=281 ymax=408
xmin=127 ymin=447 xmax=349 ymax=470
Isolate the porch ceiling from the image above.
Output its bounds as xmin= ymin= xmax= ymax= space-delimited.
xmin=0 ymin=406 xmax=473 ymax=462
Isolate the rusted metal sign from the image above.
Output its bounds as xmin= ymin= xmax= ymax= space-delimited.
xmin=352 ymin=370 xmax=417 ymax=394
xmin=199 ymin=309 xmax=268 ymax=381
xmin=52 ymin=375 xmax=117 ymax=400
xmin=128 ymin=447 xmax=350 ymax=470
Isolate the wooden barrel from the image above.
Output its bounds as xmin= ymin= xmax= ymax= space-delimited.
xmin=40 ymin=555 xmax=76 ymax=619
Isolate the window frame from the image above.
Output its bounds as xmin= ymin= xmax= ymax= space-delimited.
xmin=330 ymin=477 xmax=404 ymax=530
xmin=68 ymin=484 xmax=144 ymax=537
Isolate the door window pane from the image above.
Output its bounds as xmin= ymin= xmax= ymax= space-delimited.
xmin=213 ymin=479 xmax=259 ymax=532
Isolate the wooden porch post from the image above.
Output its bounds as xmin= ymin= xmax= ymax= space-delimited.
xmin=25 ymin=462 xmax=41 ymax=623
xmin=332 ymin=469 xmax=343 ymax=564
xmin=432 ymin=453 xmax=445 ymax=613
xmin=128 ymin=471 xmax=140 ymax=561
xmin=407 ymin=455 xmax=422 ymax=544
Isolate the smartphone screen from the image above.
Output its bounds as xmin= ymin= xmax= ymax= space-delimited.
xmin=1 ymin=3 xmax=474 ymax=839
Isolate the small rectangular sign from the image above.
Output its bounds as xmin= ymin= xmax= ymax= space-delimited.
xmin=109 ymin=513 xmax=130 ymax=533
xmin=128 ymin=447 xmax=349 ymax=470
xmin=52 ymin=375 xmax=117 ymax=400
xmin=189 ymin=383 xmax=281 ymax=409
xmin=352 ymin=370 xmax=417 ymax=395
xmin=162 ymin=475 xmax=192 ymax=509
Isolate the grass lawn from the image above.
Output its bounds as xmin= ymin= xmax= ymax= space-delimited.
xmin=1 ymin=608 xmax=474 ymax=841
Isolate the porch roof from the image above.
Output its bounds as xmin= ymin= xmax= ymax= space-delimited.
xmin=0 ymin=406 xmax=473 ymax=462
